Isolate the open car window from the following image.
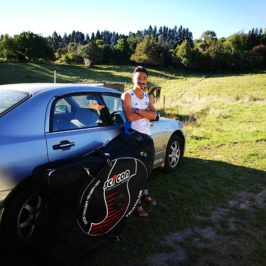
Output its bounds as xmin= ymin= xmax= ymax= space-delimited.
xmin=51 ymin=93 xmax=106 ymax=132
xmin=101 ymin=94 xmax=125 ymax=125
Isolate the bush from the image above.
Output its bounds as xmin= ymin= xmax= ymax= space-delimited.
xmin=252 ymin=45 xmax=266 ymax=66
xmin=0 ymin=58 xmax=8 ymax=63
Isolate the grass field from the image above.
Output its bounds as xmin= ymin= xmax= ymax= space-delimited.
xmin=1 ymin=63 xmax=266 ymax=265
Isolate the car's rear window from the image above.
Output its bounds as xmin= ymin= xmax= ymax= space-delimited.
xmin=0 ymin=90 xmax=30 ymax=116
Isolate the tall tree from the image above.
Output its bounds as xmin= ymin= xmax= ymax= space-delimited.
xmin=62 ymin=33 xmax=70 ymax=47
xmin=48 ymin=31 xmax=62 ymax=51
xmin=110 ymin=32 xmax=119 ymax=47
xmin=13 ymin=32 xmax=54 ymax=61
xmin=113 ymin=37 xmax=131 ymax=63
xmin=0 ymin=34 xmax=16 ymax=59
xmin=95 ymin=30 xmax=101 ymax=40
xmin=80 ymin=41 xmax=103 ymax=67
xmin=130 ymin=36 xmax=164 ymax=66
xmin=247 ymin=27 xmax=264 ymax=50
xmin=84 ymin=34 xmax=90 ymax=44
xmin=90 ymin=32 xmax=95 ymax=41
xmin=175 ymin=39 xmax=193 ymax=67
xmin=201 ymin=30 xmax=217 ymax=41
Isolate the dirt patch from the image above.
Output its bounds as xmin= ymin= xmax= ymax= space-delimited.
xmin=145 ymin=188 xmax=266 ymax=265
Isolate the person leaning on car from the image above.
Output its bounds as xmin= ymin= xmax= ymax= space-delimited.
xmin=121 ymin=66 xmax=157 ymax=218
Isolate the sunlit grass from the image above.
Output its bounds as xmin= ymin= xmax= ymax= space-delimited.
xmin=0 ymin=63 xmax=266 ymax=265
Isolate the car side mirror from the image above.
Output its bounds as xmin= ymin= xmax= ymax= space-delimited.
xmin=155 ymin=112 xmax=160 ymax=121
xmin=150 ymin=112 xmax=160 ymax=122
xmin=55 ymin=104 xmax=68 ymax=114
xmin=111 ymin=111 xmax=126 ymax=125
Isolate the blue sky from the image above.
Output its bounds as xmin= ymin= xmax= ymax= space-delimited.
xmin=1 ymin=0 xmax=265 ymax=39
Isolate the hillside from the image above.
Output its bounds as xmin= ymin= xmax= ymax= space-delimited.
xmin=1 ymin=63 xmax=266 ymax=265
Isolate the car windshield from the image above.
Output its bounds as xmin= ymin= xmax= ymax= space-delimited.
xmin=0 ymin=90 xmax=30 ymax=116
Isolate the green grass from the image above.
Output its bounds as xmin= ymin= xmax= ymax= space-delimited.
xmin=1 ymin=63 xmax=266 ymax=265
xmin=0 ymin=63 xmax=134 ymax=85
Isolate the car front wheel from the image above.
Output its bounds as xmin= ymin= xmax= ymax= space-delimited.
xmin=164 ymin=134 xmax=184 ymax=172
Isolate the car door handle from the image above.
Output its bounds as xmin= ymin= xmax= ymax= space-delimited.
xmin=53 ymin=140 xmax=75 ymax=150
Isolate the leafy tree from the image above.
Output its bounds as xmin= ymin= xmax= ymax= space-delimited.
xmin=196 ymin=31 xmax=218 ymax=52
xmin=156 ymin=25 xmax=193 ymax=49
xmin=84 ymin=34 xmax=90 ymax=44
xmin=2 ymin=25 xmax=266 ymax=70
xmin=203 ymin=40 xmax=230 ymax=70
xmin=247 ymin=28 xmax=264 ymax=50
xmin=175 ymin=39 xmax=193 ymax=67
xmin=252 ymin=45 xmax=266 ymax=65
xmin=176 ymin=40 xmax=209 ymax=70
xmin=113 ymin=37 xmax=131 ymax=63
xmin=62 ymin=33 xmax=71 ymax=47
xmin=13 ymin=32 xmax=54 ymax=61
xmin=101 ymin=31 xmax=113 ymax=46
xmin=102 ymin=44 xmax=113 ymax=63
xmin=80 ymin=41 xmax=103 ymax=67
xmin=48 ymin=31 xmax=62 ymax=51
xmin=55 ymin=47 xmax=68 ymax=61
xmin=55 ymin=43 xmax=83 ymax=64
xmin=90 ymin=32 xmax=95 ymax=41
xmin=264 ymin=28 xmax=266 ymax=45
xmin=224 ymin=33 xmax=249 ymax=53
xmin=152 ymin=26 xmax=157 ymax=39
xmin=95 ymin=39 xmax=105 ymax=47
xmin=95 ymin=30 xmax=101 ymax=40
xmin=94 ymin=39 xmax=113 ymax=63
xmin=174 ymin=40 xmax=207 ymax=70
xmin=0 ymin=34 xmax=16 ymax=60
xmin=110 ymin=32 xmax=119 ymax=47
xmin=64 ymin=31 xmax=85 ymax=45
xmin=127 ymin=32 xmax=143 ymax=53
xmin=130 ymin=37 xmax=164 ymax=66
xmin=201 ymin=30 xmax=217 ymax=41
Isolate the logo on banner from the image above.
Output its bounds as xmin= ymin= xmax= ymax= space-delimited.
xmin=103 ymin=169 xmax=130 ymax=190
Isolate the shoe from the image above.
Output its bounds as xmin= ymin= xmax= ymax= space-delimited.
xmin=143 ymin=195 xmax=156 ymax=206
xmin=114 ymin=235 xmax=121 ymax=242
xmin=134 ymin=205 xmax=149 ymax=218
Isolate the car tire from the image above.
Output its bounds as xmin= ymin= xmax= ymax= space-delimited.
xmin=1 ymin=182 xmax=46 ymax=251
xmin=164 ymin=134 xmax=184 ymax=172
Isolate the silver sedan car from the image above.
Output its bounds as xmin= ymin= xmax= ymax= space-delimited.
xmin=0 ymin=83 xmax=185 ymax=249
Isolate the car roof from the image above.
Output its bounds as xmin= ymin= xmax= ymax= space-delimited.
xmin=0 ymin=83 xmax=121 ymax=95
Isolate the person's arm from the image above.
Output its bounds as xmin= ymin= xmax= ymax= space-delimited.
xmin=137 ymin=95 xmax=156 ymax=120
xmin=121 ymin=92 xmax=143 ymax=121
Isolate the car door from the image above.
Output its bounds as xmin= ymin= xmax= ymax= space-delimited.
xmin=46 ymin=93 xmax=121 ymax=162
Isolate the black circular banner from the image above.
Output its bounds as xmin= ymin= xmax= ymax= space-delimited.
xmin=77 ymin=158 xmax=148 ymax=236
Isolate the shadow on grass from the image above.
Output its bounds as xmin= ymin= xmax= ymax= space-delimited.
xmin=0 ymin=63 xmax=209 ymax=86
xmin=0 ymin=63 xmax=133 ymax=84
xmin=157 ymin=109 xmax=197 ymax=123
xmin=1 ymin=157 xmax=265 ymax=266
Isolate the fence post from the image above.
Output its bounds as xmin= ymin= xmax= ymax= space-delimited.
xmin=54 ymin=70 xmax=56 ymax=84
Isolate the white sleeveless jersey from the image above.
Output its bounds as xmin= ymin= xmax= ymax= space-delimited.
xmin=129 ymin=89 xmax=151 ymax=135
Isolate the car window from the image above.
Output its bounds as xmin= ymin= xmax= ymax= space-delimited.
xmin=102 ymin=94 xmax=123 ymax=112
xmin=101 ymin=94 xmax=125 ymax=125
xmin=0 ymin=90 xmax=30 ymax=116
xmin=51 ymin=94 xmax=106 ymax=132
xmin=54 ymin=98 xmax=71 ymax=114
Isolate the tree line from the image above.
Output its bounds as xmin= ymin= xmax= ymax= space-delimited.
xmin=0 ymin=26 xmax=266 ymax=71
